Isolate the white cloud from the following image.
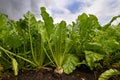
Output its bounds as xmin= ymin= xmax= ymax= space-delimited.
xmin=81 ymin=0 xmax=120 ymax=24
xmin=0 ymin=0 xmax=120 ymax=25
xmin=43 ymin=0 xmax=82 ymax=24
xmin=44 ymin=0 xmax=120 ymax=25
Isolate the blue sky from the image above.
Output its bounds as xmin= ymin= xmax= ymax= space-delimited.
xmin=0 ymin=0 xmax=120 ymax=25
xmin=66 ymin=1 xmax=83 ymax=13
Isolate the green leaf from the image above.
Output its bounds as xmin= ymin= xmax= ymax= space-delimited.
xmin=85 ymin=42 xmax=105 ymax=54
xmin=24 ymin=11 xmax=46 ymax=67
xmin=98 ymin=69 xmax=120 ymax=80
xmin=24 ymin=11 xmax=37 ymax=29
xmin=41 ymin=7 xmax=54 ymax=38
xmin=11 ymin=58 xmax=18 ymax=76
xmin=62 ymin=54 xmax=79 ymax=74
xmin=85 ymin=51 xmax=104 ymax=70
xmin=53 ymin=21 xmax=67 ymax=54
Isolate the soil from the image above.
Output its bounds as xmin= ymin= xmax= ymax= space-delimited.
xmin=0 ymin=65 xmax=120 ymax=80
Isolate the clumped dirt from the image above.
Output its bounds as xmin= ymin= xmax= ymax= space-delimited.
xmin=0 ymin=65 xmax=120 ymax=80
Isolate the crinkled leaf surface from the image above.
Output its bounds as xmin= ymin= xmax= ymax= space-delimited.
xmin=98 ymin=69 xmax=120 ymax=80
xmin=85 ymin=51 xmax=104 ymax=70
xmin=62 ymin=54 xmax=79 ymax=74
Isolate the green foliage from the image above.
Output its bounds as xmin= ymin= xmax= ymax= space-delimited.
xmin=0 ymin=10 xmax=47 ymax=75
xmin=0 ymin=7 xmax=120 ymax=76
xmin=84 ymin=51 xmax=104 ymax=70
xmin=71 ymin=13 xmax=101 ymax=56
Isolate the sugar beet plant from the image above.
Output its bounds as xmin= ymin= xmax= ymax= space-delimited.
xmin=1 ymin=7 xmax=120 ymax=78
xmin=0 ymin=12 xmax=47 ymax=75
xmin=40 ymin=7 xmax=79 ymax=74
xmin=70 ymin=13 xmax=104 ymax=70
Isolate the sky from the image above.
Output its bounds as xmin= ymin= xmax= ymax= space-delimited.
xmin=0 ymin=0 xmax=120 ymax=25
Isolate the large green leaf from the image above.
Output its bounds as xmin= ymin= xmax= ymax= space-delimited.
xmin=41 ymin=7 xmax=54 ymax=38
xmin=53 ymin=21 xmax=67 ymax=54
xmin=62 ymin=54 xmax=79 ymax=74
xmin=98 ymin=69 xmax=120 ymax=80
xmin=85 ymin=51 xmax=104 ymax=70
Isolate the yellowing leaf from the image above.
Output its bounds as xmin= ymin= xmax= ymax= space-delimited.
xmin=12 ymin=58 xmax=18 ymax=76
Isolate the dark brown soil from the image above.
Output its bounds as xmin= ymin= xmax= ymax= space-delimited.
xmin=0 ymin=65 xmax=120 ymax=80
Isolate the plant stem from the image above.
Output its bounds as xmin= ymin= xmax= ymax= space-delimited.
xmin=0 ymin=46 xmax=36 ymax=66
xmin=28 ymin=21 xmax=37 ymax=64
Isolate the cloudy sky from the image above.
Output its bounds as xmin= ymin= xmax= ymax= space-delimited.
xmin=0 ymin=0 xmax=120 ymax=25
